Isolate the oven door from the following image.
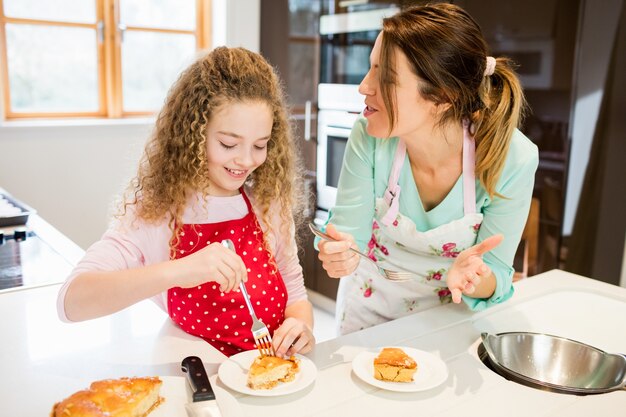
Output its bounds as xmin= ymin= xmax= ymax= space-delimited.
xmin=319 ymin=7 xmax=398 ymax=86
xmin=316 ymin=109 xmax=359 ymax=211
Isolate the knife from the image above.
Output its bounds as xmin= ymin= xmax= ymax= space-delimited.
xmin=181 ymin=356 xmax=222 ymax=417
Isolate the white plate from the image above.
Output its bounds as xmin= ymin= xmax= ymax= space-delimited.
xmin=218 ymin=351 xmax=317 ymax=396
xmin=352 ymin=346 xmax=448 ymax=392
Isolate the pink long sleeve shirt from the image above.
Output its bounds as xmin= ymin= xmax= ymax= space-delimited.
xmin=57 ymin=189 xmax=307 ymax=322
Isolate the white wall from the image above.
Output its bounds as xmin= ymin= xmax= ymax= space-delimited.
xmin=212 ymin=0 xmax=260 ymax=52
xmin=564 ymin=0 xmax=622 ymax=235
xmin=0 ymin=1 xmax=260 ymax=250
xmin=0 ymin=120 xmax=150 ymax=249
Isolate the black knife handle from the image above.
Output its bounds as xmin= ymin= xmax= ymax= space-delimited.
xmin=181 ymin=356 xmax=216 ymax=402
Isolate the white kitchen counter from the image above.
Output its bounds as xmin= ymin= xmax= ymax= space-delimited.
xmin=1 ymin=270 xmax=624 ymax=417
xmin=224 ymin=269 xmax=626 ymax=417
xmin=0 ymin=283 xmax=235 ymax=416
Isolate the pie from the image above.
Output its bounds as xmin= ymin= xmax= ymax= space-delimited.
xmin=247 ymin=355 xmax=300 ymax=390
xmin=373 ymin=347 xmax=418 ymax=382
xmin=50 ymin=376 xmax=163 ymax=417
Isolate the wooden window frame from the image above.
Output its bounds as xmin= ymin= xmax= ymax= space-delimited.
xmin=0 ymin=0 xmax=211 ymax=120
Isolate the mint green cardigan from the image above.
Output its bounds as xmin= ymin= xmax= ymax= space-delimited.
xmin=324 ymin=116 xmax=539 ymax=311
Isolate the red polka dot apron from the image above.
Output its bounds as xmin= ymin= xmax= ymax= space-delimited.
xmin=336 ymin=121 xmax=483 ymax=334
xmin=167 ymin=190 xmax=287 ymax=356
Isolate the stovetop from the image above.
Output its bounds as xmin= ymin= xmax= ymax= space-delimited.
xmin=0 ymin=190 xmax=76 ymax=291
xmin=0 ymin=228 xmax=73 ymax=291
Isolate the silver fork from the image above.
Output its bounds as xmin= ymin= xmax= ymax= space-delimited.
xmin=309 ymin=222 xmax=414 ymax=282
xmin=221 ymin=239 xmax=276 ymax=357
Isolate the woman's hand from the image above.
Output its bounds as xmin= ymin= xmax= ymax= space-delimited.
xmin=173 ymin=242 xmax=248 ymax=293
xmin=446 ymin=234 xmax=503 ymax=303
xmin=317 ymin=224 xmax=361 ymax=278
xmin=272 ymin=317 xmax=315 ymax=357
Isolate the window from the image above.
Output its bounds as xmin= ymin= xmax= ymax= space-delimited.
xmin=0 ymin=0 xmax=211 ymax=119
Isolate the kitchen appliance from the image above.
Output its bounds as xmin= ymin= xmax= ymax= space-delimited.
xmin=490 ymin=39 xmax=554 ymax=89
xmin=181 ymin=356 xmax=222 ymax=417
xmin=316 ymin=6 xmax=396 ymax=215
xmin=0 ymin=191 xmax=74 ymax=292
xmin=316 ymin=106 xmax=360 ymax=212
xmin=479 ymin=332 xmax=626 ymax=395
xmin=319 ymin=6 xmax=398 ymax=87
xmin=0 ymin=192 xmax=35 ymax=226
xmin=318 ymin=6 xmax=397 ymax=111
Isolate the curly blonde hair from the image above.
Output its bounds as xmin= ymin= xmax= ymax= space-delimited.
xmin=121 ymin=47 xmax=304 ymax=253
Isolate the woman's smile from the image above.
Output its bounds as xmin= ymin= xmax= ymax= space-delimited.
xmin=363 ymin=104 xmax=378 ymax=118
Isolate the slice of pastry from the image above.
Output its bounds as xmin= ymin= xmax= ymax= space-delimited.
xmin=373 ymin=347 xmax=418 ymax=382
xmin=247 ymin=355 xmax=300 ymax=390
xmin=50 ymin=376 xmax=163 ymax=417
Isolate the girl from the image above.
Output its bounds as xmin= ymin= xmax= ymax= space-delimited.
xmin=317 ymin=4 xmax=538 ymax=334
xmin=57 ymin=47 xmax=315 ymax=357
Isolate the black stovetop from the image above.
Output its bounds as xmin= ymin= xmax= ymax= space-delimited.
xmin=0 ymin=230 xmax=73 ymax=291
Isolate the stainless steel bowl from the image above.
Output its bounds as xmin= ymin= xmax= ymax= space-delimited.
xmin=481 ymin=332 xmax=626 ymax=395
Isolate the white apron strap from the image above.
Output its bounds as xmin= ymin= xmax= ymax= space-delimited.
xmin=381 ymin=139 xmax=407 ymax=226
xmin=462 ymin=120 xmax=477 ymax=215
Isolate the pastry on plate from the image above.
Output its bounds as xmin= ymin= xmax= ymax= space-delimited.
xmin=247 ymin=355 xmax=300 ymax=389
xmin=50 ymin=376 xmax=163 ymax=417
xmin=373 ymin=347 xmax=418 ymax=382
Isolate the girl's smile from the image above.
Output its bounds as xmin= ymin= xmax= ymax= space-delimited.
xmin=206 ymin=100 xmax=273 ymax=196
xmin=225 ymin=167 xmax=248 ymax=178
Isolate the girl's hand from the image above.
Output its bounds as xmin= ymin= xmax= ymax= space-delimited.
xmin=446 ymin=234 xmax=503 ymax=303
xmin=174 ymin=242 xmax=248 ymax=293
xmin=272 ymin=317 xmax=315 ymax=357
xmin=317 ymin=224 xmax=360 ymax=278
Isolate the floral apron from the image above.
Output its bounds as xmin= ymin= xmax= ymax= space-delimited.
xmin=167 ymin=190 xmax=287 ymax=356
xmin=336 ymin=122 xmax=483 ymax=334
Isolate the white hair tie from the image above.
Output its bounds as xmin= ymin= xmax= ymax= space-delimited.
xmin=484 ymin=56 xmax=496 ymax=76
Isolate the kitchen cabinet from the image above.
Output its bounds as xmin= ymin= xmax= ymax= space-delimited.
xmin=260 ymin=0 xmax=320 ymax=177
xmin=457 ymin=0 xmax=558 ymax=41
xmin=261 ymin=0 xmax=340 ymax=300
xmin=460 ymin=0 xmax=581 ymax=274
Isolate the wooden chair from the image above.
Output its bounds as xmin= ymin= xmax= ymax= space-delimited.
xmin=513 ymin=197 xmax=540 ymax=281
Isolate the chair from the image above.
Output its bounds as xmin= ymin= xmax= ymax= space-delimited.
xmin=513 ymin=197 xmax=540 ymax=281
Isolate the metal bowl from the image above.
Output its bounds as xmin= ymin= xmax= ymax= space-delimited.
xmin=481 ymin=332 xmax=626 ymax=395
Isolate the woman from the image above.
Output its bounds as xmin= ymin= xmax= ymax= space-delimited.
xmin=317 ymin=4 xmax=538 ymax=334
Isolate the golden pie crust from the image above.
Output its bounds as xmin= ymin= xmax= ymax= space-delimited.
xmin=50 ymin=376 xmax=163 ymax=417
xmin=373 ymin=347 xmax=418 ymax=382
xmin=247 ymin=355 xmax=300 ymax=390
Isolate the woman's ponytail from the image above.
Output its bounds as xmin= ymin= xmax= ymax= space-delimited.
xmin=474 ymin=57 xmax=528 ymax=198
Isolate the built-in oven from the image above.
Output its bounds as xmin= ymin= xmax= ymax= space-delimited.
xmin=318 ymin=6 xmax=397 ymax=112
xmin=316 ymin=6 xmax=396 ymax=214
xmin=316 ymin=108 xmax=360 ymax=212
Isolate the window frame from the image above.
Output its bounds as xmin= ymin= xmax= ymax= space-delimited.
xmin=0 ymin=0 xmax=211 ymax=120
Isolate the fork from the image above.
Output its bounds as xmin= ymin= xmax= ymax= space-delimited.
xmin=308 ymin=222 xmax=414 ymax=282
xmin=221 ymin=239 xmax=276 ymax=357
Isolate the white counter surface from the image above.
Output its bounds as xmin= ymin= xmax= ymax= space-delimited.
xmin=1 ymin=270 xmax=625 ymax=417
